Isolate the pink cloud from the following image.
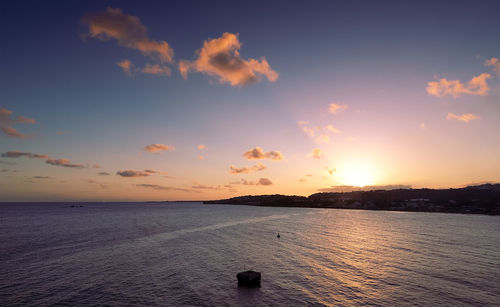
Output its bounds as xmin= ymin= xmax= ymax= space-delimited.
xmin=179 ymin=32 xmax=278 ymax=86
xmin=0 ymin=108 xmax=36 ymax=139
xmin=116 ymin=170 xmax=151 ymax=177
xmin=46 ymin=159 xmax=85 ymax=169
xmin=484 ymin=57 xmax=500 ymax=75
xmin=328 ymin=103 xmax=348 ymax=114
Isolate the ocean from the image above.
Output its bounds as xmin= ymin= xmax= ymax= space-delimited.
xmin=1 ymin=202 xmax=499 ymax=306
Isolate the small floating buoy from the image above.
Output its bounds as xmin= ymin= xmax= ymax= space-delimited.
xmin=237 ymin=270 xmax=261 ymax=287
xmin=277 ymin=232 xmax=280 ymax=239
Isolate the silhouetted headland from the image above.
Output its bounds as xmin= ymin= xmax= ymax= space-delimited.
xmin=204 ymin=184 xmax=500 ymax=215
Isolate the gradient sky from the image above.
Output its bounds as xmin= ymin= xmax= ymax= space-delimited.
xmin=1 ymin=0 xmax=500 ymax=201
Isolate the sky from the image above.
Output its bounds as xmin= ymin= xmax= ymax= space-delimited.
xmin=1 ymin=0 xmax=500 ymax=201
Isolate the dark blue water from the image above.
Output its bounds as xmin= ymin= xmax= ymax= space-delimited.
xmin=1 ymin=202 xmax=499 ymax=306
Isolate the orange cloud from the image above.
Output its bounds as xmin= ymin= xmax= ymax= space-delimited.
xmin=310 ymin=148 xmax=323 ymax=159
xmin=484 ymin=57 xmax=500 ymax=75
xmin=83 ymin=7 xmax=174 ymax=63
xmin=329 ymin=103 xmax=348 ymax=114
xmin=325 ymin=166 xmax=336 ymax=175
xmin=46 ymin=159 xmax=85 ymax=169
xmin=198 ymin=155 xmax=205 ymax=160
xmin=243 ymin=147 xmax=284 ymax=161
xmin=446 ymin=112 xmax=480 ymax=123
xmin=229 ymin=163 xmax=266 ymax=174
xmin=325 ymin=125 xmax=341 ymax=134
xmin=141 ymin=63 xmax=171 ymax=76
xmin=144 ymin=143 xmax=175 ymax=153
xmin=426 ymin=73 xmax=491 ymax=98
xmin=197 ymin=144 xmax=206 ymax=150
xmin=179 ymin=32 xmax=278 ymax=86
xmin=117 ymin=59 xmax=132 ymax=75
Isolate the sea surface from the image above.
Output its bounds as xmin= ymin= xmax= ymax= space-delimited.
xmin=1 ymin=202 xmax=499 ymax=306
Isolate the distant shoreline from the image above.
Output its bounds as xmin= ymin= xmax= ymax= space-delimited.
xmin=203 ymin=184 xmax=500 ymax=216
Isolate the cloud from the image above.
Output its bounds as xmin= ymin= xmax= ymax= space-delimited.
xmin=137 ymin=184 xmax=199 ymax=193
xmin=484 ymin=57 xmax=500 ymax=75
xmin=46 ymin=159 xmax=86 ymax=169
xmin=419 ymin=122 xmax=426 ymax=130
xmin=83 ymin=179 xmax=107 ymax=189
xmin=144 ymin=143 xmax=175 ymax=153
xmin=1 ymin=151 xmax=49 ymax=159
xmin=446 ymin=112 xmax=480 ymax=123
xmin=33 ymin=176 xmax=52 ymax=179
xmin=141 ymin=63 xmax=171 ymax=76
xmin=325 ymin=167 xmax=336 ymax=175
xmin=179 ymin=32 xmax=278 ymax=86
xmin=230 ymin=178 xmax=273 ymax=186
xmin=117 ymin=170 xmax=151 ymax=177
xmin=83 ymin=7 xmax=174 ymax=63
xmin=197 ymin=144 xmax=206 ymax=150
xmin=329 ymin=103 xmax=348 ymax=114
xmin=426 ymin=73 xmax=491 ymax=98
xmin=317 ymin=184 xmax=411 ymax=192
xmin=198 ymin=155 xmax=205 ymax=160
xmin=325 ymin=125 xmax=341 ymax=134
xmin=258 ymin=178 xmax=273 ymax=185
xmin=98 ymin=172 xmax=110 ymax=176
xmin=243 ymin=147 xmax=284 ymax=161
xmin=0 ymin=108 xmax=36 ymax=139
xmin=117 ymin=59 xmax=132 ymax=75
xmin=299 ymin=178 xmax=307 ymax=182
xmin=1 ymin=126 xmax=29 ymax=139
xmin=229 ymin=163 xmax=266 ymax=174
xmin=310 ymin=148 xmax=323 ymax=159
xmin=192 ymin=184 xmax=220 ymax=190
xmin=298 ymin=122 xmax=340 ymax=142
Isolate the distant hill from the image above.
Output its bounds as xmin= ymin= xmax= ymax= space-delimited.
xmin=203 ymin=184 xmax=500 ymax=215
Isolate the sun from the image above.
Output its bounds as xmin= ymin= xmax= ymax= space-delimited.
xmin=343 ymin=170 xmax=374 ymax=187
xmin=335 ymin=161 xmax=378 ymax=187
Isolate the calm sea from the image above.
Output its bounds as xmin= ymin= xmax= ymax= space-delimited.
xmin=1 ymin=202 xmax=499 ymax=306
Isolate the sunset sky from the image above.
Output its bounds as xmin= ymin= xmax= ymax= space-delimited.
xmin=1 ymin=1 xmax=500 ymax=201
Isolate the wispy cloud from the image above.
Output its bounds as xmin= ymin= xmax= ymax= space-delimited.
xmin=46 ymin=159 xmax=85 ymax=169
xmin=484 ymin=57 xmax=500 ymax=75
xmin=116 ymin=170 xmax=151 ymax=177
xmin=229 ymin=163 xmax=266 ymax=174
xmin=329 ymin=103 xmax=348 ymax=114
xmin=230 ymin=178 xmax=273 ymax=186
xmin=98 ymin=172 xmax=110 ymax=176
xmin=242 ymin=147 xmax=284 ymax=161
xmin=446 ymin=112 xmax=480 ymax=123
xmin=1 ymin=151 xmax=49 ymax=159
xmin=137 ymin=184 xmax=199 ymax=193
xmin=0 ymin=108 xmax=36 ymax=139
xmin=144 ymin=143 xmax=175 ymax=153
xmin=197 ymin=144 xmax=206 ymax=150
xmin=298 ymin=122 xmax=340 ymax=143
xmin=179 ymin=32 xmax=278 ymax=86
xmin=141 ymin=63 xmax=171 ymax=76
xmin=83 ymin=179 xmax=107 ymax=189
xmin=426 ymin=73 xmax=491 ymax=98
xmin=325 ymin=166 xmax=336 ymax=175
xmin=83 ymin=7 xmax=174 ymax=64
xmin=33 ymin=176 xmax=52 ymax=179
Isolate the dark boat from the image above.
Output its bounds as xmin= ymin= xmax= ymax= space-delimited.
xmin=236 ymin=270 xmax=261 ymax=287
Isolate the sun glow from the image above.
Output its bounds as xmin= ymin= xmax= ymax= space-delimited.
xmin=335 ymin=160 xmax=378 ymax=187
